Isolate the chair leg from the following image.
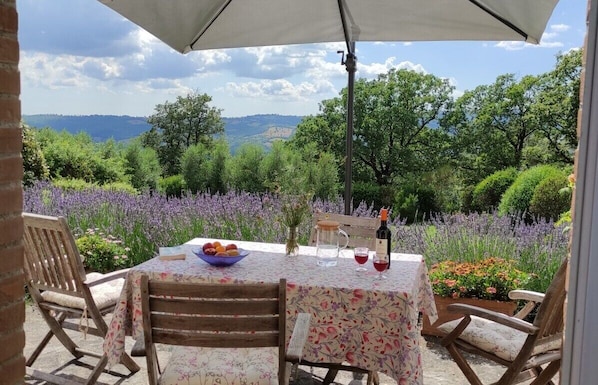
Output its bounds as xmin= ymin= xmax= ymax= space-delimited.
xmin=368 ymin=370 xmax=379 ymax=385
xmin=322 ymin=368 xmax=339 ymax=385
xmin=445 ymin=343 xmax=484 ymax=385
xmin=85 ymin=354 xmax=108 ymax=385
xmin=38 ymin=310 xmax=82 ymax=358
xmin=529 ymin=360 xmax=560 ymax=385
xmin=26 ymin=311 xmax=68 ymax=366
xmin=119 ymin=351 xmax=141 ymax=373
xmin=88 ymin=305 xmax=140 ymax=374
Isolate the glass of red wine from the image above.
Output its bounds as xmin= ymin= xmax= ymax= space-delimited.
xmin=373 ymin=253 xmax=389 ymax=279
xmin=354 ymin=247 xmax=369 ymax=272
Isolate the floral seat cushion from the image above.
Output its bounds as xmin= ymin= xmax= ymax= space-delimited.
xmin=159 ymin=345 xmax=279 ymax=385
xmin=41 ymin=272 xmax=124 ymax=310
xmin=437 ymin=316 xmax=527 ymax=361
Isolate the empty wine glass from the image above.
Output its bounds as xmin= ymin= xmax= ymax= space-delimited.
xmin=373 ymin=253 xmax=389 ymax=279
xmin=354 ymin=247 xmax=369 ymax=272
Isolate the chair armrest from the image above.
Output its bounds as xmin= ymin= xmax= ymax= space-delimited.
xmin=508 ymin=290 xmax=544 ymax=319
xmin=508 ymin=290 xmax=545 ymax=303
xmin=286 ymin=313 xmax=311 ymax=363
xmin=85 ymin=268 xmax=131 ymax=287
xmin=446 ymin=303 xmax=538 ymax=335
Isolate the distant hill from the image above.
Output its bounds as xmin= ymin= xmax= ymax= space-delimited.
xmin=22 ymin=114 xmax=305 ymax=152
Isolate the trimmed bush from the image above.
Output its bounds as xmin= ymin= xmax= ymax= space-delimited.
xmin=352 ymin=181 xmax=379 ymax=210
xmin=460 ymin=185 xmax=475 ymax=213
xmin=529 ymin=174 xmax=571 ymax=222
xmin=158 ymin=175 xmax=185 ymax=198
xmin=471 ymin=168 xmax=518 ymax=213
xmin=394 ymin=185 xmax=440 ymax=223
xmin=498 ymin=165 xmax=563 ymax=218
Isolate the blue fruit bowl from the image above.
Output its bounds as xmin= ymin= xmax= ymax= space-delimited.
xmin=192 ymin=248 xmax=249 ymax=267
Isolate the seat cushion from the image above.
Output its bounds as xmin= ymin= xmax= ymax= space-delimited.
xmin=41 ymin=272 xmax=124 ymax=310
xmin=159 ymin=346 xmax=279 ymax=385
xmin=437 ymin=316 xmax=527 ymax=361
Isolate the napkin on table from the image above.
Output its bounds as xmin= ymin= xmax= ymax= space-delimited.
xmin=158 ymin=246 xmax=187 ymax=261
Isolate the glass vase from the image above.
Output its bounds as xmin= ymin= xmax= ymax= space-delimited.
xmin=285 ymin=226 xmax=300 ymax=257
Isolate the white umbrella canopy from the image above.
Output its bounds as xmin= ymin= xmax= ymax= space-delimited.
xmin=99 ymin=0 xmax=559 ymax=214
xmin=100 ymin=0 xmax=556 ymax=53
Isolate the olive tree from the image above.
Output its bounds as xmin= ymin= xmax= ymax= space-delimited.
xmin=143 ymin=92 xmax=224 ymax=176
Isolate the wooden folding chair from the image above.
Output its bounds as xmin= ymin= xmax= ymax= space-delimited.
xmin=438 ymin=257 xmax=568 ymax=385
xmin=307 ymin=212 xmax=380 ymax=385
xmin=23 ymin=213 xmax=140 ymax=385
xmin=140 ymin=276 xmax=311 ymax=385
xmin=309 ymin=212 xmax=379 ymax=251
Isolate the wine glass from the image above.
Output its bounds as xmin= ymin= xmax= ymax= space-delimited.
xmin=373 ymin=253 xmax=389 ymax=279
xmin=354 ymin=247 xmax=369 ymax=272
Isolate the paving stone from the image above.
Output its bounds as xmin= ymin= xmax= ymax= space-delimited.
xmin=22 ymin=305 xmax=515 ymax=385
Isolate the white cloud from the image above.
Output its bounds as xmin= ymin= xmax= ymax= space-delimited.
xmin=224 ymin=78 xmax=333 ymax=101
xmin=550 ymin=24 xmax=571 ymax=33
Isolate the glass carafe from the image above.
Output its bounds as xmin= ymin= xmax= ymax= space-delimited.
xmin=315 ymin=220 xmax=349 ymax=267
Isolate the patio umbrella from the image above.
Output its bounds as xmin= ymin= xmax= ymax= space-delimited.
xmin=99 ymin=0 xmax=559 ymax=214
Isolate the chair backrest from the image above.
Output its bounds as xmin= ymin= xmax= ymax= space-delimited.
xmin=22 ymin=213 xmax=88 ymax=300
xmin=532 ymin=257 xmax=568 ymax=341
xmin=309 ymin=212 xmax=379 ymax=250
xmin=140 ymin=275 xmax=288 ymax=384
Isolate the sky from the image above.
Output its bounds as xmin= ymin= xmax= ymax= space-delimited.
xmin=17 ymin=0 xmax=587 ymax=119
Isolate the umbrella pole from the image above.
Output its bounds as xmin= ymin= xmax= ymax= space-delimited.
xmin=343 ymin=48 xmax=356 ymax=215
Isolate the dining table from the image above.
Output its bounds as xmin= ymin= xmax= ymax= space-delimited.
xmin=103 ymin=238 xmax=438 ymax=385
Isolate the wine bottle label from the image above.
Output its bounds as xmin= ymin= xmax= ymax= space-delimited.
xmin=375 ymin=239 xmax=388 ymax=257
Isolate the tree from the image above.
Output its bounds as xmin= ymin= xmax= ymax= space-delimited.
xmin=205 ymin=139 xmax=230 ymax=194
xmin=260 ymin=140 xmax=292 ymax=191
xmin=531 ymin=49 xmax=581 ymax=164
xmin=260 ymin=140 xmax=339 ymax=199
xmin=227 ymin=143 xmax=266 ymax=193
xmin=443 ymin=74 xmax=543 ymax=184
xmin=144 ymin=92 xmax=224 ymax=176
xmin=291 ymin=68 xmax=454 ymax=197
xmin=21 ymin=123 xmax=49 ymax=186
xmin=123 ymin=142 xmax=161 ymax=192
xmin=181 ymin=143 xmax=210 ymax=194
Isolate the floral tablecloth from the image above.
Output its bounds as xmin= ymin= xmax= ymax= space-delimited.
xmin=103 ymin=238 xmax=437 ymax=385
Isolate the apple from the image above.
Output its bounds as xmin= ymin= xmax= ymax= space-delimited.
xmin=202 ymin=242 xmax=214 ymax=252
xmin=225 ymin=243 xmax=237 ymax=251
xmin=204 ymin=247 xmax=217 ymax=255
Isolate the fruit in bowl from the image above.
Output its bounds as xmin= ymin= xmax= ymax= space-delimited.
xmin=193 ymin=242 xmax=248 ymax=267
xmin=202 ymin=241 xmax=239 ymax=256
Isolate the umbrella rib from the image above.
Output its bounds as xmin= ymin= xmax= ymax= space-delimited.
xmin=337 ymin=0 xmax=353 ymax=53
xmin=189 ymin=0 xmax=233 ymax=51
xmin=468 ymin=0 xmax=528 ymax=41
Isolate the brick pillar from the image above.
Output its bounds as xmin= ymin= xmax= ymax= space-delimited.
xmin=0 ymin=0 xmax=25 ymax=384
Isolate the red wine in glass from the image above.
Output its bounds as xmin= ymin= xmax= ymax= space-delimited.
xmin=354 ymin=247 xmax=369 ymax=272
xmin=373 ymin=254 xmax=388 ymax=279
xmin=373 ymin=260 xmax=388 ymax=271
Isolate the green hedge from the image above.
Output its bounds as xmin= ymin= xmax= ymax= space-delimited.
xmin=498 ymin=165 xmax=563 ymax=218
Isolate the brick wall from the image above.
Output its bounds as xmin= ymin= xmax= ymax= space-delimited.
xmin=0 ymin=0 xmax=24 ymax=384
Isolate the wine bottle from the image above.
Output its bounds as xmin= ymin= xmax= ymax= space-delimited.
xmin=375 ymin=208 xmax=391 ymax=269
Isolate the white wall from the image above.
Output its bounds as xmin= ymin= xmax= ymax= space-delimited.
xmin=562 ymin=1 xmax=598 ymax=383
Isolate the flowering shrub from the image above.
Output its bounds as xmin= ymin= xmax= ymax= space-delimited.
xmin=75 ymin=228 xmax=130 ymax=273
xmin=429 ymin=257 xmax=533 ymax=301
xmin=23 ymin=181 xmax=566 ymax=295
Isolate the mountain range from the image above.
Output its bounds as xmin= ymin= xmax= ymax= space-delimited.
xmin=22 ymin=114 xmax=305 ymax=152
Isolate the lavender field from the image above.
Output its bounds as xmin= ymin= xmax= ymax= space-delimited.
xmin=23 ymin=182 xmax=569 ymax=293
